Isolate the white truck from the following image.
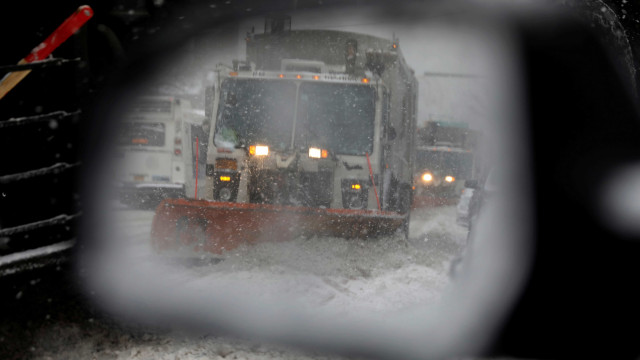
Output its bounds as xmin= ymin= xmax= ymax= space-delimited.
xmin=114 ymin=96 xmax=206 ymax=207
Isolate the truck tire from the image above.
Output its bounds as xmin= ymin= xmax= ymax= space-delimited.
xmin=397 ymin=183 xmax=413 ymax=214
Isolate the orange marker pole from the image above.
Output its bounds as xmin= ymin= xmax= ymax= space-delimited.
xmin=366 ymin=152 xmax=381 ymax=211
xmin=194 ymin=136 xmax=199 ymax=199
xmin=0 ymin=5 xmax=94 ymax=100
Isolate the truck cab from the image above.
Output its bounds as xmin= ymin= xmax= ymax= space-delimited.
xmin=203 ymin=25 xmax=417 ymax=214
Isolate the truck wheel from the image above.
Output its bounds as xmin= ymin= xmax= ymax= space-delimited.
xmin=396 ymin=184 xmax=412 ymax=240
xmin=398 ymin=183 xmax=413 ymax=214
xmin=399 ymin=214 xmax=410 ymax=240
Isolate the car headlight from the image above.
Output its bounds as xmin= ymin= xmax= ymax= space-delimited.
xmin=422 ymin=173 xmax=433 ymax=182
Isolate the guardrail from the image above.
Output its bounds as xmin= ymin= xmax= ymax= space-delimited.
xmin=0 ymin=7 xmax=93 ymax=276
xmin=0 ymin=110 xmax=83 ymax=275
xmin=0 ymin=85 xmax=84 ymax=279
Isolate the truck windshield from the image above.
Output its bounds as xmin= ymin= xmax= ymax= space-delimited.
xmin=415 ymin=149 xmax=473 ymax=178
xmin=296 ymin=83 xmax=375 ymax=155
xmin=215 ymin=79 xmax=296 ymax=150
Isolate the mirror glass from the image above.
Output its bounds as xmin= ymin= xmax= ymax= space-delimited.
xmin=83 ymin=3 xmax=531 ymax=359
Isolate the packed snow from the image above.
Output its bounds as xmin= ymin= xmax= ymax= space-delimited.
xmin=27 ymin=204 xmax=468 ymax=360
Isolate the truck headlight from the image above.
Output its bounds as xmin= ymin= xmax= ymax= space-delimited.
xmin=445 ymin=175 xmax=455 ymax=183
xmin=309 ymin=147 xmax=328 ymax=159
xmin=422 ymin=173 xmax=433 ymax=182
xmin=249 ymin=145 xmax=269 ymax=156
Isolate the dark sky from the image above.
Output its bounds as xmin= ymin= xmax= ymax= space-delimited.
xmin=1 ymin=0 xmax=639 ymax=119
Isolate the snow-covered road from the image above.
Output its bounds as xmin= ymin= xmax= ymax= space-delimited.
xmin=30 ymin=205 xmax=468 ymax=360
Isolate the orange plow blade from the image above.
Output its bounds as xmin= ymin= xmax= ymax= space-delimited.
xmin=151 ymin=198 xmax=407 ymax=255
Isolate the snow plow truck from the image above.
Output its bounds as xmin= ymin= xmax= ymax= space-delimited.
xmin=151 ymin=15 xmax=418 ymax=255
xmin=413 ymin=121 xmax=479 ymax=207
